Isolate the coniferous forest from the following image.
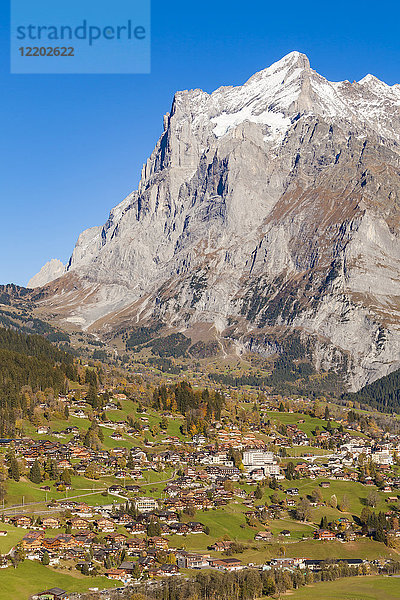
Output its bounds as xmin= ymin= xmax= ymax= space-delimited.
xmin=342 ymin=367 xmax=400 ymax=413
xmin=0 ymin=328 xmax=72 ymax=436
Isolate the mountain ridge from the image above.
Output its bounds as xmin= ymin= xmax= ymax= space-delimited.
xmin=28 ymin=52 xmax=400 ymax=391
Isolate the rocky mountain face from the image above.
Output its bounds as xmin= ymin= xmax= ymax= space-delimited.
xmin=30 ymin=52 xmax=400 ymax=390
xmin=28 ymin=259 xmax=65 ymax=289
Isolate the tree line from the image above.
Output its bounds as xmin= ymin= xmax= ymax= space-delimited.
xmin=153 ymin=381 xmax=224 ymax=436
xmin=82 ymin=560 xmax=400 ymax=600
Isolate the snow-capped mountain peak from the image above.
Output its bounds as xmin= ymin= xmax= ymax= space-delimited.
xmin=30 ymin=53 xmax=400 ymax=391
xmin=168 ymin=51 xmax=400 ymax=146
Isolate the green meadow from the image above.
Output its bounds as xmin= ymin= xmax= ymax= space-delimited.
xmin=287 ymin=575 xmax=400 ymax=600
xmin=0 ymin=561 xmax=118 ymax=600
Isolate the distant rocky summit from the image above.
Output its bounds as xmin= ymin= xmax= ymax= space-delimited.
xmin=28 ymin=258 xmax=65 ymax=288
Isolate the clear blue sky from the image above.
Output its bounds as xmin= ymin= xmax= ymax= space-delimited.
xmin=1 ymin=0 xmax=400 ymax=286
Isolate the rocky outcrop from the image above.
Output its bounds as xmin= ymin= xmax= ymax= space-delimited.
xmin=28 ymin=259 xmax=65 ymax=288
xmin=31 ymin=52 xmax=400 ymax=390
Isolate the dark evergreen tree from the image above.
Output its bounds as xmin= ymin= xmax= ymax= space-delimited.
xmin=9 ymin=457 xmax=20 ymax=481
xmin=320 ymin=516 xmax=328 ymax=529
xmin=254 ymin=485 xmax=263 ymax=500
xmin=286 ymin=462 xmax=295 ymax=480
xmin=29 ymin=459 xmax=41 ymax=484
xmin=60 ymin=470 xmax=71 ymax=485
xmin=147 ymin=520 xmax=161 ymax=536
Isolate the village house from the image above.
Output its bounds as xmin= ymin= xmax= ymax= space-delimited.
xmin=314 ymin=529 xmax=337 ymax=541
xmin=70 ymin=517 xmax=90 ymax=530
xmin=187 ymin=521 xmax=205 ymax=534
xmin=209 ymin=558 xmax=243 ymax=571
xmin=57 ymin=459 xmax=72 ymax=471
xmin=176 ymin=551 xmax=211 ymax=569
xmin=254 ymin=531 xmax=273 ymax=541
xmin=22 ymin=530 xmax=45 ymax=550
xmin=127 ymin=522 xmax=146 ymax=535
xmin=33 ymin=588 xmax=69 ymax=600
xmin=96 ymin=518 xmax=115 ymax=532
xmin=42 ymin=517 xmax=60 ymax=529
xmin=209 ymin=540 xmax=233 ymax=552
xmin=37 ymin=426 xmax=51 ymax=435
xmin=42 ymin=534 xmax=79 ymax=551
xmin=105 ymin=568 xmax=128 ymax=581
xmin=134 ymin=496 xmax=159 ymax=513
xmin=12 ymin=515 xmax=32 ymax=528
xmin=169 ymin=522 xmax=190 ymax=535
xmin=147 ymin=536 xmax=169 ymax=550
xmin=280 ymin=530 xmax=291 ymax=537
xmin=104 ymin=532 xmax=128 ymax=545
xmin=126 ymin=537 xmax=146 ymax=553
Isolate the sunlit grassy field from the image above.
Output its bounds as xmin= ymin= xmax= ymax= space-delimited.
xmin=0 ymin=561 xmax=118 ymax=600
xmin=287 ymin=575 xmax=400 ymax=600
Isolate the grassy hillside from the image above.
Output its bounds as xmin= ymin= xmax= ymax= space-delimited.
xmin=0 ymin=561 xmax=118 ymax=600
xmin=287 ymin=575 xmax=400 ymax=600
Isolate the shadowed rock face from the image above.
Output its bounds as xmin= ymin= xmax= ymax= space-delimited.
xmin=31 ymin=52 xmax=400 ymax=390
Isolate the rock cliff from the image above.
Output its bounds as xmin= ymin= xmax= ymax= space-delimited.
xmin=30 ymin=52 xmax=400 ymax=390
